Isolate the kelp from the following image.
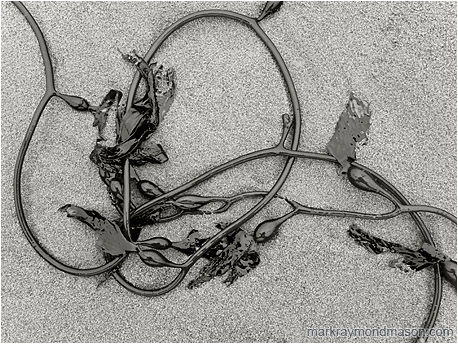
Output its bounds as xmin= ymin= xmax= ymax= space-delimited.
xmin=59 ymin=204 xmax=135 ymax=256
xmin=89 ymin=146 xmax=127 ymax=214
xmin=257 ymin=1 xmax=283 ymax=22
xmin=254 ymin=211 xmax=296 ymax=243
xmin=13 ymin=3 xmax=456 ymax=340
xmin=129 ymin=144 xmax=168 ymax=165
xmin=327 ymin=93 xmax=371 ymax=174
xmin=83 ymin=50 xmax=176 ymax=216
xmin=90 ymin=89 xmax=123 ymax=141
xmin=171 ymin=224 xmax=260 ymax=288
xmin=137 ymin=180 xmax=165 ymax=199
xmin=94 ymin=50 xmax=176 ymax=162
xmin=348 ymin=224 xmax=456 ymax=288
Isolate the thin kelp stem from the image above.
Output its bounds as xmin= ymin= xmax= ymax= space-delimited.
xmin=133 ymin=145 xmax=455 ymax=265
xmin=122 ymin=144 xmax=448 ymax=340
xmin=402 ymin=205 xmax=457 ymax=224
xmin=112 ymin=265 xmax=191 ymax=297
xmin=116 ymin=9 xmax=302 ymax=296
xmin=134 ymin=147 xmax=457 ymax=230
xmin=132 ymin=147 xmax=276 ymax=218
xmin=151 ymin=191 xmax=288 ymax=223
xmin=167 ymin=191 xmax=279 ymax=213
xmin=12 ymin=2 xmax=55 ymax=93
xmin=290 ymin=201 xmax=457 ymax=224
xmin=295 ymin=203 xmax=402 ymax=221
xmin=121 ymin=144 xmax=454 ymax=301
xmin=13 ymin=93 xmax=126 ymax=275
xmin=123 ymin=159 xmax=132 ymax=241
xmin=12 ymin=1 xmax=127 ymax=276
xmin=12 ymin=3 xmax=449 ymax=341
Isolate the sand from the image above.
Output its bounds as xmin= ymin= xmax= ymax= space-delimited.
xmin=1 ymin=1 xmax=456 ymax=342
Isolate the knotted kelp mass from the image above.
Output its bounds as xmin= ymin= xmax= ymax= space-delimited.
xmin=12 ymin=2 xmax=456 ymax=342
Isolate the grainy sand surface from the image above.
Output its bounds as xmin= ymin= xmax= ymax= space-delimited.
xmin=1 ymin=2 xmax=456 ymax=342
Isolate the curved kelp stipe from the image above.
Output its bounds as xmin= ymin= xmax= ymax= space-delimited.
xmin=12 ymin=1 xmax=127 ymax=276
xmin=12 ymin=2 xmax=455 ymax=342
xmin=112 ymin=5 xmax=303 ymax=300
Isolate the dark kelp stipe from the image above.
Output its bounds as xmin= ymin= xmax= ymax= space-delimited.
xmin=12 ymin=2 xmax=456 ymax=342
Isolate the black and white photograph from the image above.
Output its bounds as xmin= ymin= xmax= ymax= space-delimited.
xmin=1 ymin=1 xmax=456 ymax=342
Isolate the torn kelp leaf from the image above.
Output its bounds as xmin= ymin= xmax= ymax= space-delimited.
xmin=98 ymin=51 xmax=175 ymax=162
xmin=172 ymin=224 xmax=260 ymax=289
xmin=89 ymin=146 xmax=128 ymax=214
xmin=348 ymin=224 xmax=400 ymax=254
xmin=441 ymin=259 xmax=457 ymax=289
xmin=100 ymin=106 xmax=155 ymax=161
xmin=326 ymin=93 xmax=371 ymax=174
xmin=90 ymin=89 xmax=123 ymax=142
xmin=121 ymin=51 xmax=176 ymax=123
xmin=90 ymin=146 xmax=164 ymax=215
xmin=348 ymin=224 xmax=457 ymax=288
xmin=257 ymin=1 xmax=283 ymax=22
xmin=188 ymin=229 xmax=260 ymax=288
xmin=171 ymin=223 xmax=240 ymax=258
xmin=86 ymin=52 xmax=175 ymax=219
xmin=59 ymin=204 xmax=135 ymax=256
xmin=151 ymin=62 xmax=176 ymax=123
xmin=129 ymin=144 xmax=168 ymax=165
xmin=87 ymin=89 xmax=147 ymax=214
xmin=348 ymin=223 xmax=437 ymax=269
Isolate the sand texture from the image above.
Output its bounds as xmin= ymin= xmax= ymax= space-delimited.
xmin=1 ymin=1 xmax=456 ymax=342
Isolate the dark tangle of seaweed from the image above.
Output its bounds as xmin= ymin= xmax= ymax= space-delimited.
xmin=12 ymin=2 xmax=456 ymax=342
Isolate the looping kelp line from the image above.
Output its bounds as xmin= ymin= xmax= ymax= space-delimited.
xmin=12 ymin=2 xmax=455 ymax=342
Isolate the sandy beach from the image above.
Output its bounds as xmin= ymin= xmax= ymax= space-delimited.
xmin=1 ymin=2 xmax=456 ymax=342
